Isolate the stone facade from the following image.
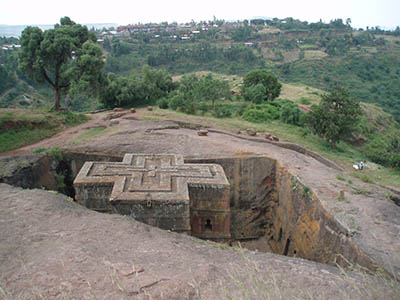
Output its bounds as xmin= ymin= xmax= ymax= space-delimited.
xmin=73 ymin=154 xmax=230 ymax=240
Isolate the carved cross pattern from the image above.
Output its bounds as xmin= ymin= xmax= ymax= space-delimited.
xmin=74 ymin=154 xmax=228 ymax=203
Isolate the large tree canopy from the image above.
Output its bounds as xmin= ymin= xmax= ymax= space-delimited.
xmin=177 ymin=73 xmax=231 ymax=107
xmin=99 ymin=67 xmax=176 ymax=108
xmin=18 ymin=17 xmax=104 ymax=110
xmin=242 ymin=69 xmax=282 ymax=102
xmin=307 ymin=86 xmax=361 ymax=148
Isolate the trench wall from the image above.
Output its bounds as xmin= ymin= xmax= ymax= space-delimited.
xmin=271 ymin=163 xmax=382 ymax=271
xmin=186 ymin=156 xmax=276 ymax=240
xmin=0 ymin=154 xmax=64 ymax=191
xmin=185 ymin=156 xmax=385 ymax=272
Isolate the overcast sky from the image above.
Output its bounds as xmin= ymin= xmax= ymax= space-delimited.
xmin=1 ymin=0 xmax=399 ymax=29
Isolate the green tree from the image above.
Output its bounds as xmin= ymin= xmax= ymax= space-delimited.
xmin=194 ymin=74 xmax=231 ymax=108
xmin=176 ymin=74 xmax=231 ymax=108
xmin=0 ymin=64 xmax=16 ymax=94
xmin=142 ymin=66 xmax=176 ymax=101
xmin=99 ymin=68 xmax=176 ymax=109
xmin=99 ymin=73 xmax=123 ymax=108
xmin=175 ymin=74 xmax=198 ymax=100
xmin=111 ymin=38 xmax=132 ymax=57
xmin=18 ymin=17 xmax=104 ymax=110
xmin=100 ymin=73 xmax=148 ymax=108
xmin=243 ymin=83 xmax=265 ymax=104
xmin=307 ymin=86 xmax=361 ymax=148
xmin=242 ymin=69 xmax=282 ymax=102
xmin=232 ymin=24 xmax=252 ymax=42
xmin=103 ymin=38 xmax=111 ymax=51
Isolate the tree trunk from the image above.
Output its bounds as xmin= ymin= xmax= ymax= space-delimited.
xmin=53 ymin=62 xmax=61 ymax=111
xmin=54 ymin=88 xmax=61 ymax=111
xmin=330 ymin=139 xmax=337 ymax=149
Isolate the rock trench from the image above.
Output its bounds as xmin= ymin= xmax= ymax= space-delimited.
xmin=0 ymin=150 xmax=391 ymax=276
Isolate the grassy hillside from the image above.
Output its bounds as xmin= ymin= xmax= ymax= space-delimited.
xmin=1 ymin=18 xmax=400 ymax=121
xmin=98 ymin=20 xmax=400 ymax=122
xmin=276 ymin=50 xmax=400 ymax=122
xmin=0 ymin=109 xmax=89 ymax=152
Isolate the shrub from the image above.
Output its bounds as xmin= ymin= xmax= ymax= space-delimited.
xmin=57 ymin=111 xmax=89 ymax=126
xmin=33 ymin=147 xmax=63 ymax=161
xmin=280 ymin=102 xmax=304 ymax=126
xmin=300 ymin=97 xmax=311 ymax=105
xmin=168 ymin=95 xmax=184 ymax=111
xmin=243 ymin=109 xmax=272 ymax=123
xmin=235 ymin=102 xmax=249 ymax=116
xmin=213 ymin=106 xmax=232 ymax=118
xmin=258 ymin=103 xmax=280 ymax=120
xmin=357 ymin=173 xmax=374 ymax=184
xmin=364 ymin=139 xmax=392 ymax=166
xmin=197 ymin=102 xmax=210 ymax=115
xmin=390 ymin=153 xmax=400 ymax=169
xmin=182 ymin=101 xmax=196 ymax=114
xmin=336 ymin=175 xmax=346 ymax=181
xmin=157 ymin=98 xmax=169 ymax=109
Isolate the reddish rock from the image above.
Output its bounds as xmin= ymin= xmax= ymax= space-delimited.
xmin=197 ymin=129 xmax=208 ymax=136
xmin=109 ymin=120 xmax=119 ymax=126
xmin=246 ymin=128 xmax=256 ymax=136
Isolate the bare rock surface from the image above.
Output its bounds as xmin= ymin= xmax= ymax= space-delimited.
xmin=0 ymin=183 xmax=397 ymax=300
xmin=0 ymin=109 xmax=399 ymax=296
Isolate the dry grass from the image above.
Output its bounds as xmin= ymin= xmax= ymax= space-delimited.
xmin=69 ymin=127 xmax=112 ymax=144
xmin=190 ymin=247 xmax=400 ymax=300
xmin=283 ymin=49 xmax=301 ymax=63
xmin=0 ymin=108 xmax=51 ymax=124
xmin=257 ymin=27 xmax=282 ymax=34
xmin=1 ymin=251 xmax=398 ymax=300
xmin=375 ymin=34 xmax=400 ymax=42
xmin=299 ymin=44 xmax=318 ymax=50
xmin=303 ymin=50 xmax=329 ymax=60
xmin=172 ymin=72 xmax=324 ymax=106
xmin=278 ymin=83 xmax=323 ymax=104
xmin=260 ymin=48 xmax=276 ymax=60
xmin=172 ymin=71 xmax=240 ymax=83
xmin=361 ymin=46 xmax=378 ymax=53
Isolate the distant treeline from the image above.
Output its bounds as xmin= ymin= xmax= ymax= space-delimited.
xmin=1 ymin=18 xmax=400 ymax=123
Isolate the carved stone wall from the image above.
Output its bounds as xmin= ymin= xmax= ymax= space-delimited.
xmin=73 ymin=154 xmax=231 ymax=239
